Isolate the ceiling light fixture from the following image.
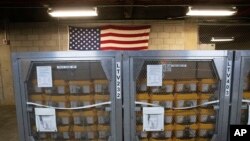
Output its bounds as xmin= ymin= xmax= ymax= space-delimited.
xmin=186 ymin=7 xmax=237 ymax=16
xmin=211 ymin=37 xmax=234 ymax=42
xmin=48 ymin=7 xmax=98 ymax=17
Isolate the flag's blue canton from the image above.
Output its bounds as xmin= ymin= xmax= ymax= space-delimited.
xmin=69 ymin=26 xmax=100 ymax=50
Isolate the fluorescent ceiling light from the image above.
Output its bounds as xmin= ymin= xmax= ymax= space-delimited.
xmin=211 ymin=37 xmax=234 ymax=42
xmin=186 ymin=7 xmax=237 ymax=16
xmin=48 ymin=7 xmax=98 ymax=17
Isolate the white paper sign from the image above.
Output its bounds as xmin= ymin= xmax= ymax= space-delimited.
xmin=143 ymin=107 xmax=164 ymax=131
xmin=35 ymin=108 xmax=57 ymax=132
xmin=147 ymin=65 xmax=163 ymax=86
xmin=36 ymin=66 xmax=53 ymax=87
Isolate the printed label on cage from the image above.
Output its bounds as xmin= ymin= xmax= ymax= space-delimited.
xmin=147 ymin=65 xmax=163 ymax=86
xmin=225 ymin=61 xmax=232 ymax=96
xmin=163 ymin=64 xmax=187 ymax=72
xmin=56 ymin=65 xmax=77 ymax=69
xmin=171 ymin=64 xmax=187 ymax=67
xmin=116 ymin=62 xmax=121 ymax=99
xmin=36 ymin=66 xmax=53 ymax=87
xmin=164 ymin=64 xmax=172 ymax=72
xmin=230 ymin=125 xmax=250 ymax=139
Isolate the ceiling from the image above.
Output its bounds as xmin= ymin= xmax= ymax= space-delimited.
xmin=0 ymin=0 xmax=250 ymax=22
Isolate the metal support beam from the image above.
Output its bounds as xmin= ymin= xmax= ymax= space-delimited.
xmin=123 ymin=0 xmax=134 ymax=19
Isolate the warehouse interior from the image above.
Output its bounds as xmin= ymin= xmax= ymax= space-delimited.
xmin=1 ymin=0 xmax=250 ymax=141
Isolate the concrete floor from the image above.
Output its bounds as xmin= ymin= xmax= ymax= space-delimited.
xmin=0 ymin=106 xmax=18 ymax=141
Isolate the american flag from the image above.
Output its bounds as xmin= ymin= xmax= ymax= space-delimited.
xmin=69 ymin=25 xmax=150 ymax=50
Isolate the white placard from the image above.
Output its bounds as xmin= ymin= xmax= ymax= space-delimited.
xmin=35 ymin=108 xmax=57 ymax=132
xmin=147 ymin=65 xmax=163 ymax=86
xmin=143 ymin=107 xmax=164 ymax=131
xmin=36 ymin=66 xmax=53 ymax=87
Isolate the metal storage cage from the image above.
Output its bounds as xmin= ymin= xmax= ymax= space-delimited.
xmin=123 ymin=51 xmax=233 ymax=141
xmin=12 ymin=51 xmax=122 ymax=141
xmin=231 ymin=51 xmax=250 ymax=125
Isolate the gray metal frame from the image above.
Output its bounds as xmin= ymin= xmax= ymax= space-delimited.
xmin=230 ymin=51 xmax=250 ymax=124
xmin=123 ymin=51 xmax=233 ymax=141
xmin=12 ymin=51 xmax=123 ymax=141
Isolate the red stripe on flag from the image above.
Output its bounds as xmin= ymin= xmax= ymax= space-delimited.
xmin=101 ymin=46 xmax=148 ymax=50
xmin=101 ymin=40 xmax=148 ymax=44
xmin=100 ymin=25 xmax=150 ymax=50
xmin=101 ymin=25 xmax=151 ymax=30
xmin=101 ymin=33 xmax=149 ymax=38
